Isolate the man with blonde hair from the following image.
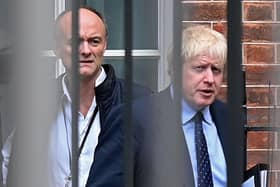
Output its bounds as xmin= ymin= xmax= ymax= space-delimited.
xmin=180 ymin=25 xmax=228 ymax=187
xmin=134 ymin=25 xmax=229 ymax=187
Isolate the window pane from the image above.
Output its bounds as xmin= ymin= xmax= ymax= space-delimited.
xmin=105 ymin=59 xmax=158 ymax=92
xmin=86 ymin=0 xmax=158 ymax=49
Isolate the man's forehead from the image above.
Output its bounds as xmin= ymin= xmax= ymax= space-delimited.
xmin=62 ymin=9 xmax=101 ymax=21
xmin=57 ymin=11 xmax=72 ymax=30
xmin=80 ymin=8 xmax=99 ymax=18
xmin=190 ymin=54 xmax=223 ymax=64
xmin=58 ymin=9 xmax=103 ymax=28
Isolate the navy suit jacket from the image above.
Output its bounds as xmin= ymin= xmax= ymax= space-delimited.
xmin=87 ymin=89 xmax=194 ymax=187
xmin=87 ymin=87 xmax=243 ymax=187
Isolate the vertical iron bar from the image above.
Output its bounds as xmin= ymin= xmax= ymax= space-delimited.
xmin=227 ymin=0 xmax=244 ymax=186
xmin=6 ymin=0 xmax=55 ymax=186
xmin=71 ymin=1 xmax=80 ymax=187
xmin=124 ymin=0 xmax=134 ymax=186
xmin=172 ymin=0 xmax=182 ymax=119
xmin=173 ymin=1 xmax=193 ymax=185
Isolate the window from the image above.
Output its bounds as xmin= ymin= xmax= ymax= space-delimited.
xmin=53 ymin=0 xmax=173 ymax=92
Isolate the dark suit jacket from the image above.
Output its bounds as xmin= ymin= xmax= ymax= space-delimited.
xmin=210 ymin=99 xmax=244 ymax=187
xmin=85 ymin=65 xmax=152 ymax=187
xmin=135 ymin=87 xmax=244 ymax=187
xmin=87 ymin=87 xmax=243 ymax=187
xmin=133 ymin=90 xmax=194 ymax=187
xmin=87 ymin=89 xmax=194 ymax=187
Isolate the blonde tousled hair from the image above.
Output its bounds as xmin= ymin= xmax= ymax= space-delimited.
xmin=181 ymin=25 xmax=227 ymax=65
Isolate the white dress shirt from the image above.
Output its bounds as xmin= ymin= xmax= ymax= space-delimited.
xmin=181 ymin=99 xmax=227 ymax=187
xmin=49 ymin=67 xmax=106 ymax=187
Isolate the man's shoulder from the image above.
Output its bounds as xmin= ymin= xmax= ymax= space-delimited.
xmin=209 ymin=100 xmax=228 ymax=120
xmin=101 ymin=64 xmax=152 ymax=99
xmin=55 ymin=73 xmax=66 ymax=91
xmin=115 ymin=78 xmax=153 ymax=100
xmin=211 ymin=99 xmax=227 ymax=110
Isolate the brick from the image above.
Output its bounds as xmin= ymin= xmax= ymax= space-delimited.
xmin=247 ymin=150 xmax=280 ymax=170
xmin=182 ymin=22 xmax=227 ymax=39
xmin=246 ymin=87 xmax=275 ymax=106
xmin=217 ymin=86 xmax=227 ymax=103
xmin=244 ymin=44 xmax=275 ymax=64
xmin=244 ymin=2 xmax=273 ymax=21
xmin=246 ymin=151 xmax=269 ymax=169
xmin=247 ymin=131 xmax=275 ymax=149
xmin=247 ymin=108 xmax=271 ymax=125
xmin=243 ymin=23 xmax=280 ymax=42
xmin=213 ymin=22 xmax=227 ymax=36
xmin=182 ymin=2 xmax=226 ymax=21
xmin=246 ymin=107 xmax=280 ymax=127
xmin=245 ymin=65 xmax=280 ymax=85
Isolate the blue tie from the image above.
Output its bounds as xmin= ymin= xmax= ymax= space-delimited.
xmin=194 ymin=112 xmax=213 ymax=187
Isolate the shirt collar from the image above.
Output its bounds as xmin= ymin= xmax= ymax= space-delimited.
xmin=95 ymin=66 xmax=106 ymax=87
xmin=181 ymin=99 xmax=196 ymax=125
xmin=61 ymin=66 xmax=107 ymax=103
xmin=181 ymin=99 xmax=212 ymax=126
xmin=62 ymin=74 xmax=71 ymax=102
xmin=201 ymin=106 xmax=212 ymax=125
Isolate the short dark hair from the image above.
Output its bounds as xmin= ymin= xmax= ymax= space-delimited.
xmin=54 ymin=6 xmax=108 ymax=40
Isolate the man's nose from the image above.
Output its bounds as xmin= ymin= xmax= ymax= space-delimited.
xmin=80 ymin=41 xmax=91 ymax=55
xmin=204 ymin=69 xmax=214 ymax=83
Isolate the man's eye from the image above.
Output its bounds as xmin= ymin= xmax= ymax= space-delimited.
xmin=212 ymin=67 xmax=222 ymax=74
xmin=194 ymin=66 xmax=204 ymax=72
xmin=88 ymin=38 xmax=101 ymax=46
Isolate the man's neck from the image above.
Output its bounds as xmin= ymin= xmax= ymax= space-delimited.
xmin=65 ymin=69 xmax=101 ymax=116
xmin=79 ymin=80 xmax=95 ymax=116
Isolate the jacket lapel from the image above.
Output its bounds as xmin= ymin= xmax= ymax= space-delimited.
xmin=209 ymin=101 xmax=230 ymax=169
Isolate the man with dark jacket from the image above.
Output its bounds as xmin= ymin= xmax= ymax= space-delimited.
xmin=47 ymin=7 xmax=123 ymax=187
xmin=2 ymin=7 xmax=150 ymax=187
xmin=87 ymin=25 xmax=234 ymax=187
xmin=135 ymin=25 xmax=230 ymax=187
xmin=47 ymin=6 xmax=150 ymax=187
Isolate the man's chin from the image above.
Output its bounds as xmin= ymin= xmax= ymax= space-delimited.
xmin=79 ymin=70 xmax=94 ymax=77
xmin=196 ymin=99 xmax=215 ymax=109
xmin=79 ymin=68 xmax=100 ymax=79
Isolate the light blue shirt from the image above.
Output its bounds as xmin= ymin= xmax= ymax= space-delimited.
xmin=181 ymin=99 xmax=227 ymax=187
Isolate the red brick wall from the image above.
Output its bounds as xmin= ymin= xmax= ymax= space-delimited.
xmin=181 ymin=0 xmax=280 ymax=185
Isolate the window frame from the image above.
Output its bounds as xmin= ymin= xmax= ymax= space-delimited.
xmin=50 ymin=0 xmax=171 ymax=91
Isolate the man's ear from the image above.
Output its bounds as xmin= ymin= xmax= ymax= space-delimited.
xmin=101 ymin=41 xmax=107 ymax=56
xmin=104 ymin=41 xmax=107 ymax=50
